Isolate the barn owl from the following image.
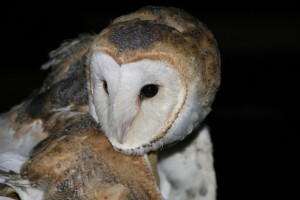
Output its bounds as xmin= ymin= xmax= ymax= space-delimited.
xmin=0 ymin=6 xmax=220 ymax=200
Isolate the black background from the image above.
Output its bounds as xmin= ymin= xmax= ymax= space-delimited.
xmin=1 ymin=1 xmax=299 ymax=199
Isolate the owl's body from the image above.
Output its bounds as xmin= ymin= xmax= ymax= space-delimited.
xmin=0 ymin=6 xmax=220 ymax=200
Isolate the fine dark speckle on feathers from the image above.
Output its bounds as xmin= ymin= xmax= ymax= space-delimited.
xmin=51 ymin=76 xmax=88 ymax=107
xmin=24 ymin=73 xmax=88 ymax=119
xmin=26 ymin=91 xmax=49 ymax=119
xmin=23 ymin=57 xmax=88 ymax=121
xmin=138 ymin=6 xmax=200 ymax=27
xmin=186 ymin=189 xmax=196 ymax=198
xmin=184 ymin=28 xmax=204 ymax=39
xmin=64 ymin=115 xmax=100 ymax=134
xmin=199 ymin=184 xmax=208 ymax=196
xmin=30 ymin=114 xmax=99 ymax=157
xmin=109 ymin=20 xmax=172 ymax=52
xmin=40 ymin=34 xmax=94 ymax=94
xmin=44 ymin=56 xmax=89 ymax=108
xmin=41 ymin=54 xmax=88 ymax=92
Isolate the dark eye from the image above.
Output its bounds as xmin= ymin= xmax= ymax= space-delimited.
xmin=103 ymin=80 xmax=109 ymax=94
xmin=140 ymin=84 xmax=158 ymax=98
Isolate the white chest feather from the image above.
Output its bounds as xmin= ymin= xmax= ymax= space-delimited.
xmin=158 ymin=126 xmax=216 ymax=200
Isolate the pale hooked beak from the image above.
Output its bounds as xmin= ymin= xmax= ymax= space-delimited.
xmin=117 ymin=126 xmax=126 ymax=144
xmin=116 ymin=122 xmax=131 ymax=144
xmin=117 ymin=119 xmax=133 ymax=144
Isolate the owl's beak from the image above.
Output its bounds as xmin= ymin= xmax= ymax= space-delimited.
xmin=116 ymin=127 xmax=126 ymax=144
xmin=116 ymin=123 xmax=129 ymax=144
xmin=116 ymin=118 xmax=134 ymax=144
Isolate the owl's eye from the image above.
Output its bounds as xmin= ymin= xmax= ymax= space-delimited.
xmin=140 ymin=84 xmax=158 ymax=98
xmin=103 ymin=80 xmax=109 ymax=94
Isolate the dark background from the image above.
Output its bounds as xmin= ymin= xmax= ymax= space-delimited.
xmin=1 ymin=2 xmax=299 ymax=199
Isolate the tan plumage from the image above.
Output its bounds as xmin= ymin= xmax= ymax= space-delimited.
xmin=0 ymin=6 xmax=220 ymax=200
xmin=24 ymin=114 xmax=161 ymax=200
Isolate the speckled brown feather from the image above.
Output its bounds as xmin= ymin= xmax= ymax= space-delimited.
xmin=23 ymin=114 xmax=162 ymax=200
xmin=6 ymin=34 xmax=95 ymax=140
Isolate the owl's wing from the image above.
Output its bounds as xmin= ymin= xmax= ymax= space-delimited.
xmin=158 ymin=126 xmax=216 ymax=200
xmin=0 ymin=114 xmax=163 ymax=200
xmin=0 ymin=34 xmax=95 ymax=158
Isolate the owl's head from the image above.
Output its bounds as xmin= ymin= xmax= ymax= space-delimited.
xmin=87 ymin=6 xmax=220 ymax=155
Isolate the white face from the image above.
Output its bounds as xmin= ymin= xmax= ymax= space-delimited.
xmin=89 ymin=53 xmax=186 ymax=154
